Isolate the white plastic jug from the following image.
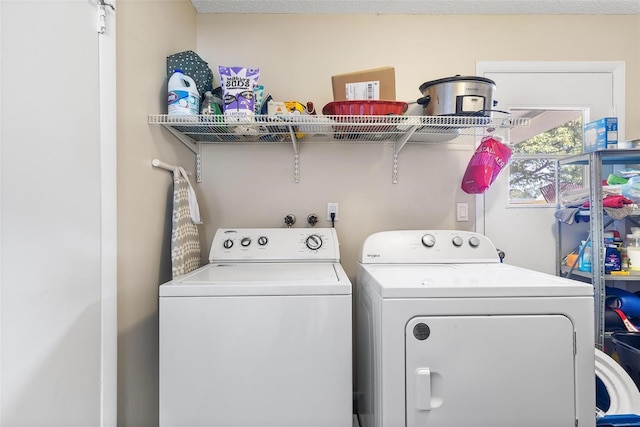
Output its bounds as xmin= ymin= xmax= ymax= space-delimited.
xmin=168 ymin=70 xmax=199 ymax=115
xmin=627 ymin=233 xmax=640 ymax=271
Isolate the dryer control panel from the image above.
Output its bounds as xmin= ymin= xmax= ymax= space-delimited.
xmin=210 ymin=228 xmax=341 ymax=262
xmin=360 ymin=230 xmax=501 ymax=264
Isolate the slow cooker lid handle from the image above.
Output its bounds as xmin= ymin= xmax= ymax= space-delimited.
xmin=419 ymin=75 xmax=496 ymax=92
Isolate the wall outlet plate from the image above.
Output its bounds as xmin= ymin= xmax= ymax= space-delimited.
xmin=327 ymin=203 xmax=339 ymax=221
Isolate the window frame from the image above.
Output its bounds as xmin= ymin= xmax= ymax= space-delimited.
xmin=506 ymin=108 xmax=588 ymax=207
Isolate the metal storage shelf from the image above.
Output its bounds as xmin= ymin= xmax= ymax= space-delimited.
xmin=557 ymin=149 xmax=640 ymax=350
xmin=148 ymin=113 xmax=530 ymax=183
xmin=558 ymin=150 xmax=640 ymax=166
xmin=560 ymin=266 xmax=640 ymax=282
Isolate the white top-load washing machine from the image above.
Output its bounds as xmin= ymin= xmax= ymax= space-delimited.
xmin=356 ymin=230 xmax=595 ymax=427
xmin=160 ymin=228 xmax=352 ymax=427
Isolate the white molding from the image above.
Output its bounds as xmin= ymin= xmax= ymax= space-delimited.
xmin=191 ymin=0 xmax=640 ymax=15
xmin=0 ymin=1 xmax=4 ymax=421
xmin=99 ymin=6 xmax=117 ymax=427
xmin=474 ymin=61 xmax=626 ymax=235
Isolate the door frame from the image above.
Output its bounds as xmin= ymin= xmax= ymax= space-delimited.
xmin=474 ymin=61 xmax=626 ymax=234
xmin=99 ymin=6 xmax=118 ymax=427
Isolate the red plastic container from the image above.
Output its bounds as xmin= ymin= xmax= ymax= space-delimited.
xmin=322 ymin=100 xmax=408 ymax=116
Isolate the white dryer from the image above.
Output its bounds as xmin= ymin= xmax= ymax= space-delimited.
xmin=355 ymin=230 xmax=595 ymax=427
xmin=160 ymin=228 xmax=352 ymax=427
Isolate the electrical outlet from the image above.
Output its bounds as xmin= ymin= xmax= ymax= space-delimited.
xmin=327 ymin=203 xmax=339 ymax=221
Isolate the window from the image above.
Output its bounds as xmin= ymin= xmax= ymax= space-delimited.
xmin=508 ymin=109 xmax=585 ymax=206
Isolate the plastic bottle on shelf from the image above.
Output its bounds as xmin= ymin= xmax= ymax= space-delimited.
xmin=583 ymin=241 xmax=592 ymax=272
xmin=201 ymin=91 xmax=222 ymax=116
xmin=578 ymin=240 xmax=592 ymax=272
xmin=604 ymin=244 xmax=622 ymax=273
xmin=626 ymin=232 xmax=640 ymax=271
xmin=168 ymin=69 xmax=200 ymax=116
xmin=578 ymin=241 xmax=585 ymax=271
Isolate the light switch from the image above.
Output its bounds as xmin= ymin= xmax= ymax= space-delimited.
xmin=456 ymin=203 xmax=469 ymax=222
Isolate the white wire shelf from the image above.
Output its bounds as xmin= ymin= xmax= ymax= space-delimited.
xmin=148 ymin=114 xmax=530 ymax=144
xmin=148 ymin=113 xmax=530 ymax=183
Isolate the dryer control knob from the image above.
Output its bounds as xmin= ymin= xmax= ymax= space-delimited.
xmin=421 ymin=234 xmax=436 ymax=247
xmin=223 ymin=239 xmax=233 ymax=249
xmin=305 ymin=234 xmax=323 ymax=250
xmin=257 ymin=236 xmax=268 ymax=246
xmin=452 ymin=236 xmax=464 ymax=247
xmin=469 ymin=236 xmax=480 ymax=247
xmin=241 ymin=237 xmax=251 ymax=247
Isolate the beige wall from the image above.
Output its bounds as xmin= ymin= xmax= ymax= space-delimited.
xmin=118 ymin=8 xmax=640 ymax=426
xmin=195 ymin=14 xmax=640 ymax=280
xmin=116 ymin=1 xmax=197 ymax=426
xmin=197 ymin=14 xmax=640 ymax=139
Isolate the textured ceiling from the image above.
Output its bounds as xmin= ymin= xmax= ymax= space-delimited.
xmin=190 ymin=0 xmax=640 ymax=14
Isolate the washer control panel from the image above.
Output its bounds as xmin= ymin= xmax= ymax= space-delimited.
xmin=361 ymin=230 xmax=500 ymax=264
xmin=210 ymin=228 xmax=340 ymax=262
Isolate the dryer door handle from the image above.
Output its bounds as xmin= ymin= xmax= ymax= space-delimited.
xmin=415 ymin=368 xmax=432 ymax=410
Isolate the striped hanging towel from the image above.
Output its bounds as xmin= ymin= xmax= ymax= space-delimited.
xmin=171 ymin=167 xmax=202 ymax=277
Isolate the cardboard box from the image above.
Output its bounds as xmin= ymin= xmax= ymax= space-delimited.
xmin=584 ymin=117 xmax=618 ymax=152
xmin=331 ymin=67 xmax=396 ymax=101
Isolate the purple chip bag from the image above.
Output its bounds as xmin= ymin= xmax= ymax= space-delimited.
xmin=219 ymin=66 xmax=260 ymax=121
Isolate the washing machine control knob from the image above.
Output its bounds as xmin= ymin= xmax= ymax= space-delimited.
xmin=452 ymin=236 xmax=464 ymax=247
xmin=305 ymin=234 xmax=323 ymax=250
xmin=257 ymin=236 xmax=268 ymax=246
xmin=241 ymin=237 xmax=251 ymax=247
xmin=223 ymin=239 xmax=234 ymax=249
xmin=469 ymin=236 xmax=480 ymax=247
xmin=421 ymin=234 xmax=436 ymax=247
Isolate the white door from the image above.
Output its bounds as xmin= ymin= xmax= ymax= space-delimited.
xmin=475 ymin=62 xmax=625 ymax=274
xmin=0 ymin=1 xmax=116 ymax=425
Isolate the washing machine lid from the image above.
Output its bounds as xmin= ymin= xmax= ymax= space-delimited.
xmin=160 ymin=262 xmax=351 ymax=297
xmin=360 ymin=262 xmax=593 ymax=298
